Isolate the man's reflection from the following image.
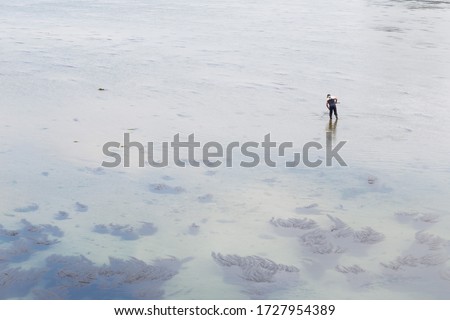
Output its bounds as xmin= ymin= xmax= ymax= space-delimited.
xmin=326 ymin=119 xmax=338 ymax=146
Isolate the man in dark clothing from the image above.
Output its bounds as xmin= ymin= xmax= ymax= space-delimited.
xmin=326 ymin=94 xmax=338 ymax=120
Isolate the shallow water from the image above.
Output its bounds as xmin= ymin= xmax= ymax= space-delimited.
xmin=1 ymin=0 xmax=450 ymax=299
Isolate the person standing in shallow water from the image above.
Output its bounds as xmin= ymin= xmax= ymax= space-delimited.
xmin=326 ymin=94 xmax=338 ymax=120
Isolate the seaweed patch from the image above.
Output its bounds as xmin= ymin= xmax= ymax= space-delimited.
xmin=1 ymin=255 xmax=183 ymax=299
xmin=0 ymin=219 xmax=63 ymax=263
xmin=380 ymin=231 xmax=449 ymax=275
xmin=93 ymin=222 xmax=157 ymax=240
xmin=54 ymin=211 xmax=70 ymax=220
xmin=270 ymin=214 xmax=385 ymax=255
xmin=270 ymin=217 xmax=318 ymax=230
xmin=335 ymin=264 xmax=365 ymax=274
xmin=13 ymin=203 xmax=39 ymax=213
xmin=75 ymin=202 xmax=89 ymax=213
xmin=0 ymin=267 xmax=44 ymax=299
xmin=395 ymin=211 xmax=439 ymax=224
xmin=198 ymin=194 xmax=213 ymax=203
xmin=295 ymin=203 xmax=320 ymax=214
xmin=149 ymin=183 xmax=185 ymax=194
xmin=415 ymin=231 xmax=448 ymax=251
xmin=211 ymin=252 xmax=299 ymax=298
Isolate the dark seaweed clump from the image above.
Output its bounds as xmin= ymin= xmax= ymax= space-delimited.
xmin=0 ymin=219 xmax=63 ymax=263
xmin=54 ymin=211 xmax=70 ymax=220
xmin=13 ymin=203 xmax=39 ymax=213
xmin=93 ymin=222 xmax=157 ymax=240
xmin=270 ymin=217 xmax=318 ymax=230
xmin=0 ymin=254 xmax=182 ymax=299
xmin=149 ymin=183 xmax=185 ymax=194
xmin=33 ymin=255 xmax=182 ymax=299
xmin=74 ymin=202 xmax=88 ymax=212
xmin=1 ymin=218 xmax=181 ymax=299
xmin=212 ymin=252 xmax=299 ymax=298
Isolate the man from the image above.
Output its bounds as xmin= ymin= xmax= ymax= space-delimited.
xmin=326 ymin=94 xmax=338 ymax=120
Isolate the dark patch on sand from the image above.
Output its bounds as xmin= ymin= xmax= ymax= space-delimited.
xmin=270 ymin=217 xmax=318 ymax=230
xmin=14 ymin=203 xmax=39 ymax=213
xmin=54 ymin=211 xmax=70 ymax=220
xmin=198 ymin=194 xmax=213 ymax=203
xmin=395 ymin=212 xmax=439 ymax=225
xmin=93 ymin=222 xmax=157 ymax=240
xmin=295 ymin=203 xmax=320 ymax=215
xmin=138 ymin=222 xmax=158 ymax=236
xmin=75 ymin=202 xmax=88 ymax=212
xmin=149 ymin=183 xmax=185 ymax=194
xmin=188 ymin=223 xmax=200 ymax=235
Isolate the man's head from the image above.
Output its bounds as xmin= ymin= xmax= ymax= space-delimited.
xmin=327 ymin=94 xmax=331 ymax=98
